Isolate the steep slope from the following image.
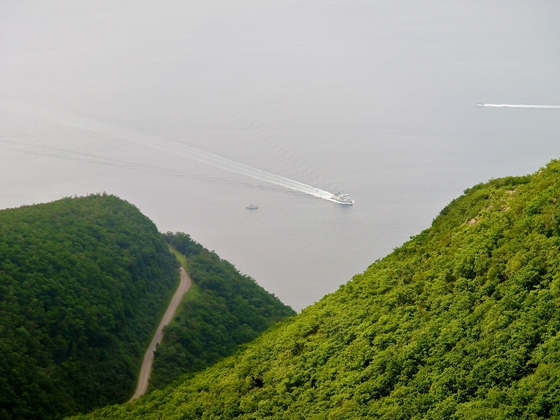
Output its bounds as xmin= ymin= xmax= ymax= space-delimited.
xmin=0 ymin=194 xmax=177 ymax=420
xmin=74 ymin=160 xmax=560 ymax=419
xmin=150 ymin=233 xmax=295 ymax=390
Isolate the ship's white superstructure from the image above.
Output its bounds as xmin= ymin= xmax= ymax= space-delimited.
xmin=331 ymin=191 xmax=354 ymax=205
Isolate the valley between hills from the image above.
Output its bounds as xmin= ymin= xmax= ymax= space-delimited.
xmin=4 ymin=160 xmax=560 ymax=419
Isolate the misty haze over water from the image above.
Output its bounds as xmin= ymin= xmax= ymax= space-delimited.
xmin=1 ymin=1 xmax=559 ymax=310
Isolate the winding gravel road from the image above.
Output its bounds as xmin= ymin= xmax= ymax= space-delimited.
xmin=130 ymin=266 xmax=192 ymax=401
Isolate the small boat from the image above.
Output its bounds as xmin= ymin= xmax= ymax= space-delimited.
xmin=331 ymin=191 xmax=354 ymax=205
xmin=245 ymin=204 xmax=259 ymax=209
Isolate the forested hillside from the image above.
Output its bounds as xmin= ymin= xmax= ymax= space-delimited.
xmin=0 ymin=194 xmax=177 ymax=420
xmin=150 ymin=233 xmax=295 ymax=389
xmin=75 ymin=160 xmax=560 ymax=419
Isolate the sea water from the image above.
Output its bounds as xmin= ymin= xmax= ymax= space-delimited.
xmin=0 ymin=0 xmax=559 ymax=310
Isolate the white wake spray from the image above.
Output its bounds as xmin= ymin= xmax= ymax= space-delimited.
xmin=0 ymin=100 xmax=343 ymax=203
xmin=477 ymin=103 xmax=560 ymax=109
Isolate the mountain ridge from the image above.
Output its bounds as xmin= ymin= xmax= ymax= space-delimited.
xmin=0 ymin=194 xmax=178 ymax=419
xmin=0 ymin=194 xmax=295 ymax=420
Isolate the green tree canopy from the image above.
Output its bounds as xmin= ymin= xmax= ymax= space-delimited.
xmin=0 ymin=194 xmax=177 ymax=420
xmin=74 ymin=160 xmax=560 ymax=419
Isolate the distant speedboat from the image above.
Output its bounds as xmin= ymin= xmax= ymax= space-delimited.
xmin=245 ymin=204 xmax=259 ymax=209
xmin=331 ymin=191 xmax=354 ymax=205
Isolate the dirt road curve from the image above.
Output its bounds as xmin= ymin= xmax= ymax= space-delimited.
xmin=129 ymin=267 xmax=192 ymax=401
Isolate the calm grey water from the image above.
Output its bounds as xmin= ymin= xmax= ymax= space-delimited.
xmin=1 ymin=1 xmax=559 ymax=310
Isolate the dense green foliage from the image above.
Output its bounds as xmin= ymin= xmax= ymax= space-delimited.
xmin=0 ymin=195 xmax=178 ymax=420
xmin=73 ymin=160 xmax=560 ymax=419
xmin=150 ymin=233 xmax=295 ymax=389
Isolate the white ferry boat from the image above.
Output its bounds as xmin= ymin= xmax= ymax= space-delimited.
xmin=245 ymin=204 xmax=259 ymax=209
xmin=331 ymin=191 xmax=354 ymax=205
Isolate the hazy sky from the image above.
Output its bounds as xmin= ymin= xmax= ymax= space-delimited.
xmin=1 ymin=1 xmax=560 ymax=309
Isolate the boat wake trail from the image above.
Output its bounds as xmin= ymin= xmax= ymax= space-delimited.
xmin=0 ymin=100 xmax=341 ymax=203
xmin=477 ymin=103 xmax=560 ymax=109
